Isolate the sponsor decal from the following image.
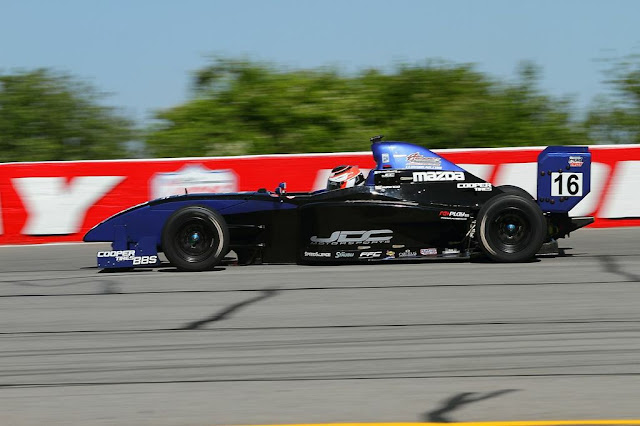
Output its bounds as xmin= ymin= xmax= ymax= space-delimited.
xmin=413 ymin=171 xmax=465 ymax=182
xmin=420 ymin=248 xmax=438 ymax=256
xmin=398 ymin=249 xmax=417 ymax=258
xmin=98 ymin=250 xmax=136 ymax=260
xmin=335 ymin=251 xmax=355 ymax=259
xmin=439 ymin=210 xmax=470 ymax=221
xmin=406 ymin=152 xmax=442 ymax=169
xmin=385 ymin=250 xmax=396 ymax=257
xmin=151 ymin=165 xmax=237 ymax=199
xmin=568 ymin=156 xmax=584 ymax=168
xmin=381 ymin=153 xmax=390 ymax=163
xmin=133 ymin=255 xmax=159 ymax=265
xmin=381 ymin=171 xmax=397 ymax=178
xmin=310 ymin=229 xmax=393 ymax=245
xmin=468 ymin=222 xmax=476 ymax=239
xmin=304 ymin=251 xmax=331 ymax=258
xmin=360 ymin=251 xmax=382 ymax=258
xmin=97 ymin=250 xmax=158 ymax=265
xmin=374 ymin=185 xmax=401 ymax=190
xmin=457 ymin=182 xmax=492 ymax=191
xmin=442 ymin=248 xmax=460 ymax=255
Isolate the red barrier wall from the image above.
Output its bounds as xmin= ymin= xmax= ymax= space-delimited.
xmin=1 ymin=145 xmax=640 ymax=245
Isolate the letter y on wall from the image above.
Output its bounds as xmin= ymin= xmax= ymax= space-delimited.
xmin=12 ymin=176 xmax=124 ymax=235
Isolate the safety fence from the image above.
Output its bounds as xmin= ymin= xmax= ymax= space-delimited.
xmin=1 ymin=145 xmax=639 ymax=245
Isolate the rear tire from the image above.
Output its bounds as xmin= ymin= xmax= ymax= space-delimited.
xmin=477 ymin=193 xmax=545 ymax=262
xmin=497 ymin=184 xmax=534 ymax=200
xmin=162 ymin=206 xmax=229 ymax=271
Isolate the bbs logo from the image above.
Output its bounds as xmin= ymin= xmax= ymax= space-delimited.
xmin=133 ymin=256 xmax=158 ymax=265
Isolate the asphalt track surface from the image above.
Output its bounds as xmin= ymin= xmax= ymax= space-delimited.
xmin=2 ymin=228 xmax=640 ymax=425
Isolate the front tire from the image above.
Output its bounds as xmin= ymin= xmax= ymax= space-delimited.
xmin=477 ymin=193 xmax=545 ymax=262
xmin=162 ymin=206 xmax=229 ymax=271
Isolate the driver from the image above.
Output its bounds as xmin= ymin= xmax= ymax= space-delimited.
xmin=327 ymin=165 xmax=365 ymax=190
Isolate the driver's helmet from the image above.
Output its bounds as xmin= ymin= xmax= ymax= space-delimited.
xmin=327 ymin=165 xmax=365 ymax=190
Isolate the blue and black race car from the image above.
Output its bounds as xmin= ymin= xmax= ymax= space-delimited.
xmin=84 ymin=136 xmax=594 ymax=271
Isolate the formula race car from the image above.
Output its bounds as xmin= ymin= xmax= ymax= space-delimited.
xmin=84 ymin=137 xmax=593 ymax=271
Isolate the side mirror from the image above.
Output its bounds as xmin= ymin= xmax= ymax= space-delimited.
xmin=274 ymin=182 xmax=286 ymax=197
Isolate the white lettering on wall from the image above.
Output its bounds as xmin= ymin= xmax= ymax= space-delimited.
xmin=12 ymin=176 xmax=124 ymax=235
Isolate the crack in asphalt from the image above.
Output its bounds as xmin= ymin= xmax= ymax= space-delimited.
xmin=177 ymin=288 xmax=280 ymax=330
xmin=424 ymin=389 xmax=518 ymax=422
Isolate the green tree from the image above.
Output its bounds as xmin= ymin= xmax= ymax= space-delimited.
xmin=357 ymin=61 xmax=587 ymax=149
xmin=147 ymin=58 xmax=588 ymax=157
xmin=587 ymin=54 xmax=640 ymax=144
xmin=0 ymin=69 xmax=135 ymax=162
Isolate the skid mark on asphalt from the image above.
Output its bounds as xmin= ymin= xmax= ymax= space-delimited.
xmin=176 ymin=288 xmax=279 ymax=330
xmin=6 ymin=278 xmax=640 ymax=298
xmin=424 ymin=389 xmax=518 ymax=423
xmin=599 ymin=255 xmax=640 ymax=282
xmin=4 ymin=317 xmax=640 ymax=335
xmin=6 ymin=277 xmax=117 ymax=289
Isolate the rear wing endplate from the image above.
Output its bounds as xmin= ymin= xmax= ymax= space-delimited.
xmin=537 ymin=146 xmax=591 ymax=213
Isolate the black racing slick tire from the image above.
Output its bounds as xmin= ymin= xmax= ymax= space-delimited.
xmin=161 ymin=206 xmax=230 ymax=271
xmin=497 ymin=184 xmax=535 ymax=200
xmin=477 ymin=193 xmax=546 ymax=262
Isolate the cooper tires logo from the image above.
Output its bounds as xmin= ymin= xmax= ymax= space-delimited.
xmin=97 ymin=250 xmax=158 ymax=264
xmin=457 ymin=182 xmax=492 ymax=191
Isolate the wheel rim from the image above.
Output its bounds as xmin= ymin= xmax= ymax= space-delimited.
xmin=490 ymin=208 xmax=531 ymax=253
xmin=175 ymin=217 xmax=218 ymax=262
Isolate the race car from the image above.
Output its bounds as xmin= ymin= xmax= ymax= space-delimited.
xmin=84 ymin=136 xmax=593 ymax=271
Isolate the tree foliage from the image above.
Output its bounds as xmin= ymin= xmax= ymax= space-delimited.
xmin=0 ymin=69 xmax=135 ymax=162
xmin=146 ymin=58 xmax=588 ymax=157
xmin=586 ymin=54 xmax=640 ymax=144
xmin=4 ymin=57 xmax=640 ymax=162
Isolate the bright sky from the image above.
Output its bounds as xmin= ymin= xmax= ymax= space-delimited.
xmin=2 ymin=0 xmax=639 ymax=123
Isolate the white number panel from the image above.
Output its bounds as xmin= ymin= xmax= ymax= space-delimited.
xmin=551 ymin=172 xmax=583 ymax=197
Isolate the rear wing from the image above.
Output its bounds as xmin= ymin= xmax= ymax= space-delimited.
xmin=537 ymin=146 xmax=591 ymax=213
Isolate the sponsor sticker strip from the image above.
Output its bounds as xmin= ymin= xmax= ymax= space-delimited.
xmin=412 ymin=171 xmax=465 ymax=182
xmin=97 ymin=250 xmax=158 ymax=265
xmin=439 ymin=210 xmax=470 ymax=220
xmin=457 ymin=182 xmax=492 ymax=191
xmin=310 ymin=230 xmax=393 ymax=245
xmin=304 ymin=251 xmax=331 ymax=258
